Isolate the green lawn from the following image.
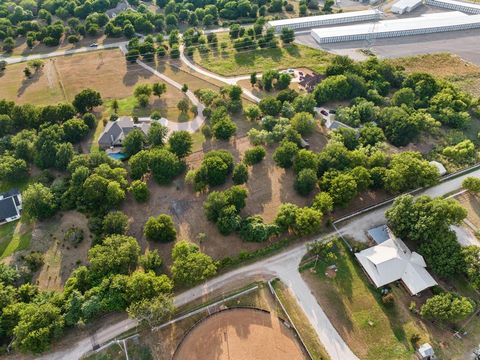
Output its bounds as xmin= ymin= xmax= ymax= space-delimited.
xmin=192 ymin=33 xmax=333 ymax=76
xmin=303 ymin=241 xmax=429 ymax=360
xmin=0 ymin=221 xmax=32 ymax=259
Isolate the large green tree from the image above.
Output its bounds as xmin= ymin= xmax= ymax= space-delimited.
xmin=170 ymin=241 xmax=217 ymax=286
xmin=22 ymin=183 xmax=56 ymax=220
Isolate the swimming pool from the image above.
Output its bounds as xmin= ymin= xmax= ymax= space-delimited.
xmin=108 ymin=152 xmax=128 ymax=161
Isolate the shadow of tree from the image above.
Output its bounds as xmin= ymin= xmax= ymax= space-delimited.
xmin=17 ymin=68 xmax=43 ymax=97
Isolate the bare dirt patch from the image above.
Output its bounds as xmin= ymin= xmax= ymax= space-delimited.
xmin=174 ymin=308 xmax=307 ymax=360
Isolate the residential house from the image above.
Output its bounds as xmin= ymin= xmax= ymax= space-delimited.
xmin=356 ymin=227 xmax=437 ymax=295
xmin=98 ymin=116 xmax=151 ymax=149
xmin=0 ymin=189 xmax=22 ymax=225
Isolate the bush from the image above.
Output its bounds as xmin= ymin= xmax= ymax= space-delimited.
xmin=232 ymin=162 xmax=249 ymax=184
xmin=294 ymin=168 xmax=317 ymax=196
xmin=23 ymin=252 xmax=44 ymax=272
xmin=64 ymin=226 xmax=84 ymax=245
xmin=102 ymin=211 xmax=129 ymax=235
xmin=243 ymin=146 xmax=266 ymax=165
xmin=131 ymin=180 xmax=149 ymax=202
xmin=144 ymin=214 xmax=177 ymax=243
xmin=239 ymin=216 xmax=279 ymax=242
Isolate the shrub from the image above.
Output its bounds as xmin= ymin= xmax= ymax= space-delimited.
xmin=243 ymin=146 xmax=266 ymax=165
xmin=232 ymin=162 xmax=249 ymax=184
xmin=131 ymin=180 xmax=149 ymax=202
xmin=144 ymin=214 xmax=177 ymax=243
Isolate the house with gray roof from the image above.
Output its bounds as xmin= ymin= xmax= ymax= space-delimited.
xmin=0 ymin=189 xmax=22 ymax=225
xmin=98 ymin=116 xmax=151 ymax=149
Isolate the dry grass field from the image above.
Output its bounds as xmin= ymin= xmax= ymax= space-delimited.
xmin=121 ymin=133 xmax=328 ymax=266
xmin=389 ymin=53 xmax=480 ymax=96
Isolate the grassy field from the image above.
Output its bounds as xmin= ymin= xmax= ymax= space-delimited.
xmin=192 ymin=33 xmax=333 ymax=76
xmin=0 ymin=221 xmax=32 ymax=260
xmin=389 ymin=53 xmax=480 ymax=96
xmin=302 ymin=241 xmax=430 ymax=360
xmin=272 ymin=280 xmax=330 ymax=360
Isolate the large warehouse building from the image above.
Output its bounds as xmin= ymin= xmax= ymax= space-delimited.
xmin=266 ymin=10 xmax=382 ymax=32
xmin=426 ymin=0 xmax=480 ymax=14
xmin=311 ymin=11 xmax=480 ymax=43
xmin=391 ymin=0 xmax=423 ymax=14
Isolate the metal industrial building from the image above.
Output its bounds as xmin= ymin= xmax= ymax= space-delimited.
xmin=311 ymin=11 xmax=480 ymax=43
xmin=391 ymin=0 xmax=423 ymax=14
xmin=266 ymin=9 xmax=382 ymax=32
xmin=426 ymin=0 xmax=480 ymax=14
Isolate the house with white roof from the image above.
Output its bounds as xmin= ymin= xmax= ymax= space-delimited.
xmin=356 ymin=227 xmax=437 ymax=295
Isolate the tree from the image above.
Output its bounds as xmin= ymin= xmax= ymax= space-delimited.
xmin=243 ymin=146 xmax=266 ymax=165
xmin=217 ymin=205 xmax=241 ymax=235
xmin=275 ymin=203 xmax=299 ymax=233
xmin=292 ymin=94 xmax=316 ymax=114
xmin=181 ymin=84 xmax=188 ymax=93
xmin=291 ymin=112 xmax=316 ymax=135
xmin=147 ymin=122 xmax=168 ymax=147
xmin=232 ymin=162 xmax=249 ymax=184
xmin=350 ymin=166 xmax=371 ymax=192
xmin=293 ymin=207 xmax=322 ymax=236
xmin=168 ymin=131 xmax=193 ymax=158
xmin=462 ymin=246 xmax=480 ymax=290
xmin=55 ymin=143 xmax=75 ymax=170
xmin=144 ymin=214 xmax=177 ymax=242
xmin=170 ymin=241 xmax=217 ymax=286
xmin=308 ymin=241 xmax=337 ymax=262
xmin=358 ymin=124 xmax=386 ymax=146
xmin=443 ymin=140 xmax=476 ymax=164
xmin=131 ymin=180 xmax=149 ymax=202
xmin=128 ymin=150 xmax=151 ymax=180
xmin=194 ymin=150 xmax=234 ymax=189
xmin=239 ymin=216 xmax=279 ymax=242
xmin=312 ymin=192 xmax=334 ymax=214
xmin=323 ymin=0 xmax=334 ymax=12
xmin=328 ymin=173 xmax=358 ymax=206
xmin=177 ymin=98 xmax=189 ymax=114
xmin=139 ymin=248 xmax=163 ymax=274
xmin=391 ymin=88 xmax=415 ymax=108
xmin=295 ymin=168 xmax=317 ymax=196
xmin=3 ymin=37 xmax=15 ymax=53
xmin=0 ymin=155 xmax=29 ymax=182
xmin=250 ymin=72 xmax=257 ymax=87
xmin=22 ymin=183 xmax=56 ymax=220
xmin=72 ymin=89 xmax=102 ymax=114
xmin=273 ymin=141 xmax=298 ymax=168
xmin=420 ymin=292 xmax=474 ymax=322
xmin=244 ymin=105 xmax=261 ymax=122
xmin=125 ymin=270 xmax=173 ymax=304
xmin=386 ymin=195 xmax=467 ymax=243
xmin=13 ymin=303 xmax=64 ymax=354
xmin=293 ymin=149 xmax=318 ymax=174
xmin=203 ymin=186 xmax=247 ymax=222
xmin=127 ymin=293 xmax=175 ymax=327
xmin=63 ymin=118 xmax=89 ymax=143
xmin=23 ymin=67 xmax=32 ymax=78
xmin=88 ymin=235 xmax=140 ymax=276
xmin=280 ymin=27 xmax=295 ymax=44
xmin=152 ymin=83 xmax=167 ymax=98
xmin=149 ymin=149 xmax=182 ymax=184
xmin=103 ymin=211 xmax=129 ymax=235
xmin=461 ymin=175 xmax=480 ymax=196
xmin=259 ymin=97 xmax=281 ymax=116
xmin=384 ymin=152 xmax=439 ymax=193
xmin=212 ymin=118 xmax=237 ymax=140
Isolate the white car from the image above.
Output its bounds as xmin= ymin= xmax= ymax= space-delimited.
xmin=89 ymin=43 xmax=98 ymax=47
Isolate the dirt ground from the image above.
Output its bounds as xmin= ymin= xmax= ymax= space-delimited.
xmin=455 ymin=192 xmax=480 ymax=229
xmin=174 ymin=308 xmax=306 ymax=360
xmin=4 ymin=211 xmax=92 ymax=291
xmin=121 ymin=134 xmax=327 ymax=265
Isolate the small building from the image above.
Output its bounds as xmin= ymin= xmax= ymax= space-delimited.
xmin=98 ymin=116 xmax=151 ymax=149
xmin=356 ymin=229 xmax=437 ymax=295
xmin=391 ymin=0 xmax=423 ymax=14
xmin=417 ymin=343 xmax=435 ymax=359
xmin=429 ymin=160 xmax=447 ymax=176
xmin=426 ymin=0 xmax=480 ymax=14
xmin=0 ymin=189 xmax=22 ymax=225
xmin=367 ymin=224 xmax=391 ymax=244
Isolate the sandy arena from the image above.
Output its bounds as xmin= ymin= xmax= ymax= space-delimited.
xmin=173 ymin=308 xmax=307 ymax=360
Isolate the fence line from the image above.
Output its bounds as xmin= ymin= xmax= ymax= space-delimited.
xmin=268 ymin=279 xmax=315 ymax=360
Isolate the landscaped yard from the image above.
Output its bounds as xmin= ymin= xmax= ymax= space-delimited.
xmin=302 ymin=240 xmax=430 ymax=360
xmin=192 ymin=33 xmax=333 ymax=76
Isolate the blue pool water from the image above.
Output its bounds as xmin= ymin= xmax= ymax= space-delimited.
xmin=108 ymin=152 xmax=128 ymax=161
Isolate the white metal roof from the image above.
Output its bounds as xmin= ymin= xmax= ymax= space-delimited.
xmin=311 ymin=11 xmax=480 ymax=41
xmin=267 ymin=9 xmax=381 ymax=27
xmin=427 ymin=0 xmax=480 ymax=12
xmin=355 ymin=235 xmax=437 ymax=295
xmin=391 ymin=0 xmax=423 ymax=11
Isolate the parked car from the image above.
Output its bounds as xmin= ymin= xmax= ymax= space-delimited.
xmin=320 ymin=109 xmax=329 ymax=116
xmin=89 ymin=43 xmax=98 ymax=47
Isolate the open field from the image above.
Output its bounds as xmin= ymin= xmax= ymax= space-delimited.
xmin=192 ymin=33 xmax=333 ymax=76
xmin=271 ymin=280 xmax=330 ymax=360
xmin=389 ymin=53 xmax=480 ymax=97
xmin=121 ymin=133 xmax=327 ymax=267
xmin=174 ymin=308 xmax=307 ymax=360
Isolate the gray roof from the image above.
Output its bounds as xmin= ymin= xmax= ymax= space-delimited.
xmin=367 ymin=225 xmax=391 ymax=244
xmin=0 ymin=197 xmax=18 ymax=221
xmin=98 ymin=117 xmax=150 ymax=147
